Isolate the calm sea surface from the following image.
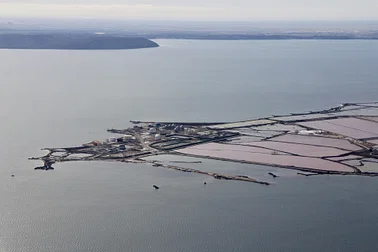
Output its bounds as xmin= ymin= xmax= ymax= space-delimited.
xmin=1 ymin=40 xmax=378 ymax=252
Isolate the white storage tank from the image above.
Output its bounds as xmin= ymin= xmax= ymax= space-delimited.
xmin=155 ymin=134 xmax=161 ymax=141
xmin=149 ymin=128 xmax=157 ymax=134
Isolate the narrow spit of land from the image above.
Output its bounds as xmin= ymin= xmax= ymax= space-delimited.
xmin=30 ymin=102 xmax=378 ymax=185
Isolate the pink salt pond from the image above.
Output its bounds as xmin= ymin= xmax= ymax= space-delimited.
xmin=246 ymin=141 xmax=350 ymax=157
xmin=228 ymin=136 xmax=263 ymax=144
xmin=360 ymin=117 xmax=378 ymax=123
xmin=298 ymin=118 xmax=378 ymax=139
xmin=269 ymin=134 xmax=361 ymax=151
xmin=327 ymin=118 xmax=378 ymax=134
xmin=368 ymin=139 xmax=378 ymax=145
xmin=177 ymin=143 xmax=354 ymax=172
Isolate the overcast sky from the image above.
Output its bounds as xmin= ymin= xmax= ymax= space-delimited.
xmin=0 ymin=0 xmax=377 ymax=21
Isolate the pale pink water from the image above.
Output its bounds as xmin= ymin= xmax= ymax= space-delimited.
xmin=298 ymin=121 xmax=378 ymax=139
xmin=368 ymin=139 xmax=378 ymax=145
xmin=247 ymin=141 xmax=349 ymax=157
xmin=177 ymin=143 xmax=354 ymax=172
xmin=270 ymin=134 xmax=361 ymax=151
xmin=325 ymin=118 xmax=378 ymax=134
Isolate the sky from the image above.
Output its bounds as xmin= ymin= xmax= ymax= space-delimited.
xmin=0 ymin=0 xmax=377 ymax=21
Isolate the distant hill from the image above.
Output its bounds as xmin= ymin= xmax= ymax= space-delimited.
xmin=0 ymin=33 xmax=159 ymax=50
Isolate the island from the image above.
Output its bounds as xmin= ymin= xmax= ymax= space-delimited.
xmin=30 ymin=102 xmax=378 ymax=185
xmin=0 ymin=33 xmax=159 ymax=50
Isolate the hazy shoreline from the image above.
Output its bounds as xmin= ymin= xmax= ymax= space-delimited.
xmin=2 ymin=19 xmax=378 ymax=41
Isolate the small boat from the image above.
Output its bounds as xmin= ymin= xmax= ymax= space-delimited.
xmin=153 ymin=185 xmax=160 ymax=189
xmin=268 ymin=172 xmax=278 ymax=178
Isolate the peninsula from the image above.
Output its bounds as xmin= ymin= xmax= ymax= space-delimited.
xmin=30 ymin=102 xmax=378 ymax=184
xmin=0 ymin=33 xmax=159 ymax=50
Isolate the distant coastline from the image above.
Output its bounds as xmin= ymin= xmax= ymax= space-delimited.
xmin=1 ymin=19 xmax=378 ymax=41
xmin=0 ymin=33 xmax=159 ymax=50
xmin=146 ymin=34 xmax=378 ymax=40
xmin=144 ymin=30 xmax=378 ymax=40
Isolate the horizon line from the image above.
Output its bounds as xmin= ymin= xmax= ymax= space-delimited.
xmin=1 ymin=16 xmax=378 ymax=23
